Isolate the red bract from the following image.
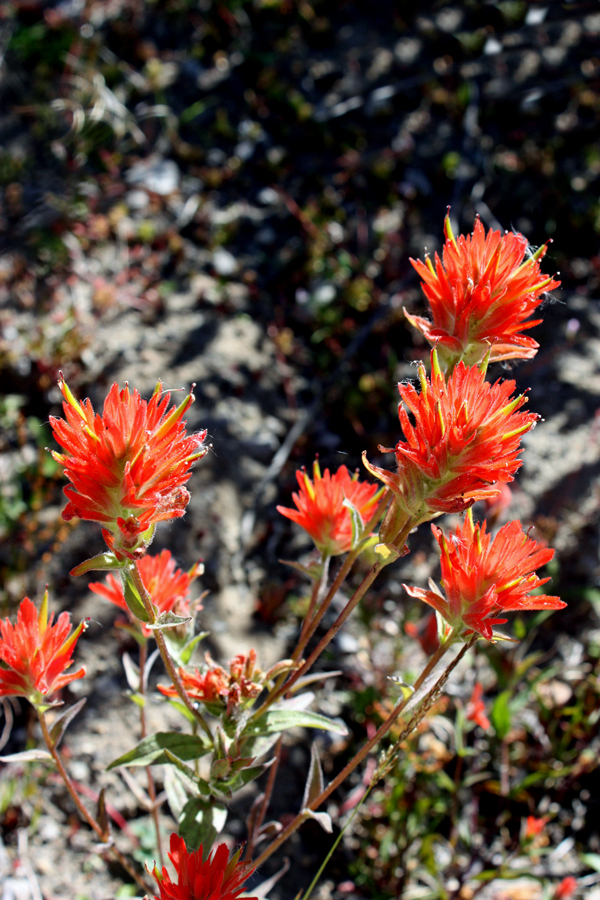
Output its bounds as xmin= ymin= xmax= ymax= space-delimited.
xmin=150 ymin=833 xmax=257 ymax=900
xmin=89 ymin=550 xmax=202 ymax=637
xmin=407 ymin=214 xmax=560 ymax=366
xmin=276 ymin=460 xmax=381 ymax=558
xmin=0 ymin=592 xmax=87 ymax=706
xmin=50 ymin=377 xmax=208 ymax=558
xmin=158 ymin=650 xmax=262 ymax=713
xmin=363 ymin=352 xmax=537 ymax=542
xmin=553 ymin=877 xmax=577 ymax=900
xmin=466 ymin=682 xmax=490 ymax=730
xmin=524 ymin=815 xmax=548 ymax=840
xmin=404 ymin=510 xmax=565 ymax=640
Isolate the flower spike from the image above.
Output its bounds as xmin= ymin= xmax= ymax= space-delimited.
xmin=50 ymin=378 xmax=208 ymax=558
xmin=363 ymin=352 xmax=538 ymax=544
xmin=277 ymin=460 xmax=382 ymax=558
xmin=403 ymin=511 xmax=565 ymax=641
xmin=149 ymin=833 xmax=257 ymax=900
xmin=406 ymin=214 xmax=560 ymax=367
xmin=0 ymin=593 xmax=87 ymax=707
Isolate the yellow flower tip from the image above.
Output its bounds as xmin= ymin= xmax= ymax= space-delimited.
xmin=431 ymin=348 xmax=442 ymax=380
xmin=444 ymin=210 xmax=458 ymax=248
xmin=312 ymin=458 xmax=322 ymax=481
xmin=39 ymin=587 xmax=49 ymax=634
xmin=151 ymin=380 xmax=164 ymax=401
xmin=303 ymin=467 xmax=316 ymax=500
xmin=418 ymin=362 xmax=428 ymax=394
xmin=425 ymin=255 xmax=436 ymax=275
xmin=479 ymin=344 xmax=492 ymax=376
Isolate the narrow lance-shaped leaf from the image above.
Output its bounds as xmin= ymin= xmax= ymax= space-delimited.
xmin=107 ymin=732 xmax=210 ymax=770
xmin=70 ymin=552 xmax=125 ymax=577
xmin=49 ymin=697 xmax=87 ymax=749
xmin=123 ymin=574 xmax=152 ymax=624
xmin=163 ymin=748 xmax=211 ymax=796
xmin=248 ymin=708 xmax=348 ymax=738
xmin=302 ymin=743 xmax=325 ymax=809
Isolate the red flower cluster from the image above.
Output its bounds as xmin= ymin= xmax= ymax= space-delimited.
xmin=524 ymin=815 xmax=548 ymax=840
xmin=407 ymin=214 xmax=560 ymax=366
xmin=404 ymin=510 xmax=565 ymax=640
xmin=553 ymin=877 xmax=577 ymax=900
xmin=277 ymin=460 xmax=381 ymax=558
xmin=50 ymin=377 xmax=208 ymax=558
xmin=0 ymin=593 xmax=87 ymax=706
xmin=158 ymin=650 xmax=262 ymax=714
xmin=466 ymin=682 xmax=490 ymax=730
xmin=89 ymin=549 xmax=202 ymax=636
xmin=363 ymin=352 xmax=537 ymax=542
xmin=150 ymin=833 xmax=256 ymax=900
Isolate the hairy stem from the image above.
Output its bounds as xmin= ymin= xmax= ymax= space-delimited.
xmin=37 ymin=710 xmax=149 ymax=893
xmin=129 ymin=562 xmax=213 ymax=743
xmin=139 ymin=640 xmax=164 ymax=868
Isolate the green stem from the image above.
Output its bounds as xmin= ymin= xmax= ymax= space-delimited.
xmin=129 ymin=562 xmax=213 ymax=743
xmin=139 ymin=640 xmax=165 ymax=868
xmin=37 ymin=710 xmax=149 ymax=893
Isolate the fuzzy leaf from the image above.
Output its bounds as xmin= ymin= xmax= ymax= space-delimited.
xmin=70 ymin=552 xmax=124 ymax=577
xmin=179 ymin=797 xmax=227 ymax=853
xmin=342 ymin=495 xmax=365 ymax=549
xmin=491 ymin=691 xmax=512 ymax=740
xmin=163 ymin=749 xmax=210 ymax=796
xmin=122 ymin=652 xmax=141 ymax=693
xmin=301 ymin=743 xmax=324 ymax=810
xmin=123 ymin=576 xmax=152 ymax=623
xmin=301 ymin=808 xmax=333 ymax=833
xmin=247 ymin=708 xmax=348 ymax=737
xmin=146 ymin=611 xmax=192 ymax=630
xmin=49 ymin=698 xmax=87 ymax=748
xmin=0 ymin=749 xmax=54 ymax=763
xmin=107 ymin=732 xmax=210 ymax=769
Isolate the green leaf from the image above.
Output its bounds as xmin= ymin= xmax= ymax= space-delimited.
xmin=342 ymin=495 xmax=365 ymax=549
xmin=107 ymin=732 xmax=210 ymax=770
xmin=123 ymin=576 xmax=152 ymax=624
xmin=49 ymin=698 xmax=87 ymax=748
xmin=0 ymin=749 xmax=54 ymax=763
xmin=163 ymin=749 xmax=210 ymax=796
xmin=302 ymin=743 xmax=324 ymax=809
xmin=71 ymin=552 xmax=125 ymax=577
xmin=491 ymin=691 xmax=512 ymax=740
xmin=146 ymin=611 xmax=192 ymax=630
xmin=179 ymin=632 xmax=210 ymax=666
xmin=247 ymin=708 xmax=348 ymax=737
xmin=179 ymin=797 xmax=227 ymax=853
xmin=581 ymin=852 xmax=600 ymax=873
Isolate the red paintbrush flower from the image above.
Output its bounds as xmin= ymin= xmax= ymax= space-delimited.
xmin=403 ymin=510 xmax=565 ymax=640
xmin=158 ymin=650 xmax=262 ymax=714
xmin=466 ymin=682 xmax=490 ymax=730
xmin=49 ymin=377 xmax=208 ymax=558
xmin=406 ymin=214 xmax=560 ymax=366
xmin=89 ymin=549 xmax=202 ymax=636
xmin=553 ymin=877 xmax=577 ymax=900
xmin=150 ymin=833 xmax=257 ymax=900
xmin=0 ymin=592 xmax=87 ymax=706
xmin=524 ymin=815 xmax=548 ymax=840
xmin=276 ymin=460 xmax=382 ymax=558
xmin=363 ymin=351 xmax=537 ymax=544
